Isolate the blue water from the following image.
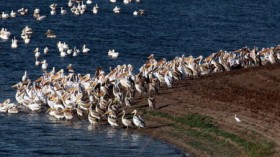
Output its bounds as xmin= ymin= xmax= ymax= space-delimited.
xmin=0 ymin=0 xmax=280 ymax=156
xmin=0 ymin=113 xmax=184 ymax=156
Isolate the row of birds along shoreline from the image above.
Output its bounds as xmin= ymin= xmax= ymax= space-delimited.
xmin=0 ymin=44 xmax=280 ymax=129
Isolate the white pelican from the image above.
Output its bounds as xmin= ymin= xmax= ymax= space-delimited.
xmin=107 ymin=113 xmax=119 ymax=128
xmin=81 ymin=1 xmax=87 ymax=9
xmin=34 ymin=8 xmax=40 ymax=14
xmin=47 ymin=108 xmax=56 ymax=117
xmin=234 ymin=114 xmax=241 ymax=122
xmin=92 ymin=6 xmax=98 ymax=14
xmin=123 ymin=0 xmax=131 ymax=4
xmin=0 ymin=99 xmax=11 ymax=113
xmin=17 ymin=8 xmax=28 ymax=16
xmin=35 ymin=58 xmax=40 ymax=66
xmin=8 ymin=106 xmax=19 ymax=114
xmin=133 ymin=11 xmax=138 ymax=16
xmin=72 ymin=47 xmax=79 ymax=56
xmin=60 ymin=51 xmax=67 ymax=57
xmin=113 ymin=6 xmax=120 ymax=14
xmin=110 ymin=0 xmax=117 ymax=3
xmin=50 ymin=3 xmax=57 ymax=11
xmin=88 ymin=113 xmax=98 ymax=125
xmin=22 ymin=26 xmax=33 ymax=35
xmin=76 ymin=107 xmax=83 ymax=117
xmin=50 ymin=9 xmax=56 ymax=15
xmin=45 ymin=30 xmax=56 ymax=38
xmin=23 ymin=37 xmax=30 ymax=44
xmin=54 ymin=108 xmax=64 ymax=119
xmin=61 ymin=7 xmax=67 ymax=15
xmin=67 ymin=49 xmax=72 ymax=55
xmin=10 ymin=10 xmax=16 ymax=18
xmin=22 ymin=71 xmax=28 ymax=82
xmin=121 ymin=110 xmax=134 ymax=129
xmin=108 ymin=49 xmax=119 ymax=58
xmin=11 ymin=37 xmax=18 ymax=48
xmin=131 ymin=110 xmax=145 ymax=128
xmin=68 ymin=0 xmax=73 ymax=7
xmin=87 ymin=0 xmax=93 ymax=4
xmin=34 ymin=47 xmax=40 ymax=58
xmin=44 ymin=47 xmax=49 ymax=54
xmin=1 ymin=12 xmax=9 ymax=19
xmin=148 ymin=96 xmax=155 ymax=109
xmin=28 ymin=102 xmax=41 ymax=111
xmin=36 ymin=15 xmax=46 ymax=21
xmin=41 ymin=60 xmax=48 ymax=70
xmin=139 ymin=9 xmax=145 ymax=15
xmin=63 ymin=108 xmax=73 ymax=120
xmin=82 ymin=44 xmax=90 ymax=53
xmin=0 ymin=28 xmax=11 ymax=40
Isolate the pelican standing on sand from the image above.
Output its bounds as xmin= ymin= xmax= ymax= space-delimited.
xmin=148 ymin=96 xmax=155 ymax=109
xmin=131 ymin=110 xmax=145 ymax=128
xmin=121 ymin=110 xmax=134 ymax=129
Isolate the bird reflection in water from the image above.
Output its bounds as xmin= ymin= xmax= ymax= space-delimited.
xmin=106 ymin=127 xmax=117 ymax=139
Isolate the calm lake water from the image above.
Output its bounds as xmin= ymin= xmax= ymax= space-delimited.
xmin=0 ymin=0 xmax=280 ymax=156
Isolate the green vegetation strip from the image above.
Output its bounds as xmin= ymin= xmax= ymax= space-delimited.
xmin=146 ymin=111 xmax=274 ymax=157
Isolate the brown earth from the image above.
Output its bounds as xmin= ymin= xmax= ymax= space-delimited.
xmin=131 ymin=63 xmax=280 ymax=157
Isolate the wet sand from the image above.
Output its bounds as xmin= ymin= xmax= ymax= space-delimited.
xmin=131 ymin=63 xmax=280 ymax=157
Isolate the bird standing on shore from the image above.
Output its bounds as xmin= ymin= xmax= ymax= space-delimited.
xmin=131 ymin=110 xmax=145 ymax=128
xmin=121 ymin=110 xmax=134 ymax=129
xmin=234 ymin=114 xmax=241 ymax=122
xmin=148 ymin=96 xmax=155 ymax=109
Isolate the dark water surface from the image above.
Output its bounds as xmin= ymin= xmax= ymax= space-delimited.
xmin=0 ymin=113 xmax=184 ymax=156
xmin=0 ymin=0 xmax=280 ymax=156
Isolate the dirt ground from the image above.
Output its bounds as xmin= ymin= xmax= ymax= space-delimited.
xmin=132 ymin=63 xmax=280 ymax=157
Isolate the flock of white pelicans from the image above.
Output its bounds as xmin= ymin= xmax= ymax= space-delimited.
xmin=0 ymin=0 xmax=140 ymax=70
xmin=1 ymin=0 xmax=280 ymax=130
xmin=0 ymin=44 xmax=279 ymax=129
xmin=0 ymin=0 xmax=145 ymax=21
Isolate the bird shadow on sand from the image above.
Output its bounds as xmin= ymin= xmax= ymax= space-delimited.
xmin=146 ymin=123 xmax=173 ymax=129
xmin=135 ymin=105 xmax=149 ymax=109
xmin=157 ymin=104 xmax=169 ymax=109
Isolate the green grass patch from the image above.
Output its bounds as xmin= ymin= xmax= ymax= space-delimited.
xmin=146 ymin=111 xmax=275 ymax=157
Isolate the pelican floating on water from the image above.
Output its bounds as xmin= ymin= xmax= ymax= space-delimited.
xmin=10 ymin=10 xmax=16 ymax=18
xmin=45 ymin=30 xmax=56 ymax=38
xmin=61 ymin=7 xmax=67 ymax=15
xmin=41 ymin=60 xmax=48 ymax=70
xmin=82 ymin=44 xmax=90 ymax=53
xmin=44 ymin=47 xmax=49 ymax=54
xmin=87 ymin=0 xmax=93 ymax=4
xmin=113 ymin=6 xmax=120 ymax=14
xmin=11 ymin=37 xmax=18 ymax=48
xmin=133 ymin=11 xmax=138 ymax=16
xmin=108 ymin=49 xmax=119 ymax=58
xmin=0 ymin=28 xmax=11 ymax=40
xmin=92 ymin=6 xmax=98 ymax=14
